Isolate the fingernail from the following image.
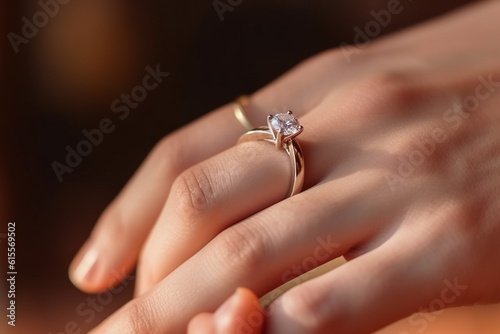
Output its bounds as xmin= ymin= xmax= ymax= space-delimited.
xmin=214 ymin=289 xmax=241 ymax=328
xmin=69 ymin=240 xmax=102 ymax=290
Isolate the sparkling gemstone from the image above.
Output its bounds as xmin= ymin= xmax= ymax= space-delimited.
xmin=270 ymin=113 xmax=301 ymax=136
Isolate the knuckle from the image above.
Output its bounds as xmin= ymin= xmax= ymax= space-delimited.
xmin=355 ymin=72 xmax=428 ymax=117
xmin=171 ymin=165 xmax=215 ymax=221
xmin=216 ymin=225 xmax=268 ymax=271
xmin=444 ymin=197 xmax=487 ymax=236
xmin=123 ymin=301 xmax=157 ymax=334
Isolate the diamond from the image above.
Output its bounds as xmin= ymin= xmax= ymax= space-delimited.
xmin=270 ymin=112 xmax=301 ymax=137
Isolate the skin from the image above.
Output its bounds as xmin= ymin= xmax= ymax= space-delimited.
xmin=70 ymin=1 xmax=500 ymax=333
xmin=187 ymin=288 xmax=264 ymax=334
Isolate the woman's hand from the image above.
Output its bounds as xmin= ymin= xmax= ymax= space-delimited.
xmin=70 ymin=1 xmax=500 ymax=333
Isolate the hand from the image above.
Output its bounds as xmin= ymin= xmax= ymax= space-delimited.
xmin=71 ymin=1 xmax=500 ymax=333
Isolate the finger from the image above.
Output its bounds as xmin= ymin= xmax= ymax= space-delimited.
xmin=265 ymin=211 xmax=468 ymax=334
xmin=89 ymin=173 xmax=393 ymax=333
xmin=188 ymin=288 xmax=265 ymax=334
xmin=70 ymin=49 xmax=345 ymax=293
xmin=69 ymin=104 xmax=247 ymax=293
xmin=136 ymin=87 xmax=376 ymax=295
xmin=214 ymin=288 xmax=265 ymax=334
xmin=187 ymin=313 xmax=216 ymax=334
xmin=135 ymin=139 xmax=291 ymax=295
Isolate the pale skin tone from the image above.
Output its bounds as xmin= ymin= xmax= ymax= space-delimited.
xmin=69 ymin=1 xmax=500 ymax=333
xmin=187 ymin=288 xmax=265 ymax=334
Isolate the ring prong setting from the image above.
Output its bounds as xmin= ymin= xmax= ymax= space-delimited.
xmin=268 ymin=111 xmax=303 ymax=147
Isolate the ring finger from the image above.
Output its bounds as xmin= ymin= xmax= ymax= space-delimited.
xmin=136 ymin=136 xmax=294 ymax=295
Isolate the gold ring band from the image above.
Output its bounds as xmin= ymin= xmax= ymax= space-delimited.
xmin=233 ymin=95 xmax=255 ymax=130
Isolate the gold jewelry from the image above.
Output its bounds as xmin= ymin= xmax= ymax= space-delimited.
xmin=238 ymin=111 xmax=304 ymax=197
xmin=233 ymin=95 xmax=255 ymax=130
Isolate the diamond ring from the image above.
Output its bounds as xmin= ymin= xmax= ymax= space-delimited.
xmin=238 ymin=111 xmax=304 ymax=197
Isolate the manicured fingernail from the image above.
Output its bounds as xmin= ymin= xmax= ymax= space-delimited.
xmin=214 ymin=289 xmax=241 ymax=328
xmin=69 ymin=240 xmax=102 ymax=290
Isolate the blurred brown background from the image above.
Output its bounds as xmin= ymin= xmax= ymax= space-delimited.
xmin=0 ymin=0 xmax=487 ymax=333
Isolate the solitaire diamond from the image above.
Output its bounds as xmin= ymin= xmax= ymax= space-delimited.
xmin=270 ymin=112 xmax=301 ymax=137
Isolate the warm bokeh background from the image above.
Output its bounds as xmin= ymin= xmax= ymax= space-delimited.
xmin=3 ymin=1 xmax=498 ymax=333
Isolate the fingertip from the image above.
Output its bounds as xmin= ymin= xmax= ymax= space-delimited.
xmin=237 ymin=287 xmax=265 ymax=317
xmin=69 ymin=239 xmax=128 ymax=294
xmin=187 ymin=313 xmax=216 ymax=334
xmin=214 ymin=287 xmax=265 ymax=334
xmin=69 ymin=240 xmax=102 ymax=292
